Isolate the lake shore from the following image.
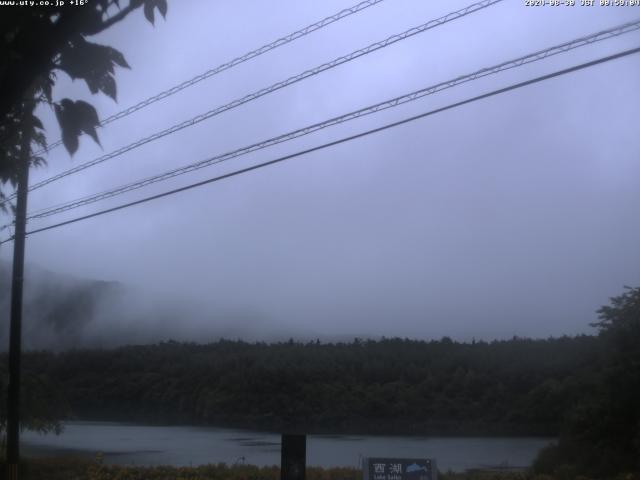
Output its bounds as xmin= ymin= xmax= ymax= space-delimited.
xmin=67 ymin=414 xmax=559 ymax=438
xmin=21 ymin=421 xmax=553 ymax=471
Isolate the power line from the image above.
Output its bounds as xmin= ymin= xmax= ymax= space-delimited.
xmin=34 ymin=0 xmax=388 ymax=156
xmin=3 ymin=45 xmax=637 ymax=245
xmin=0 ymin=223 xmax=13 ymax=246
xmin=25 ymin=18 xmax=640 ymax=221
xmin=12 ymin=0 xmax=504 ymax=200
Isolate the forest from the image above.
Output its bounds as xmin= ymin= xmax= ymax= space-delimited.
xmin=1 ymin=286 xmax=638 ymax=477
xmin=13 ymin=335 xmax=599 ymax=435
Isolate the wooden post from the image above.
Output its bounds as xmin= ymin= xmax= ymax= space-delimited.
xmin=280 ymin=434 xmax=306 ymax=480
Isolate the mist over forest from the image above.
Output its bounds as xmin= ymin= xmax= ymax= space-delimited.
xmin=0 ymin=262 xmax=376 ymax=351
xmin=1 ymin=259 xmax=610 ymax=351
xmin=0 ymin=261 xmax=317 ymax=351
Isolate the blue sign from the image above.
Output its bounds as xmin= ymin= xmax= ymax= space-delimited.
xmin=364 ymin=457 xmax=437 ymax=480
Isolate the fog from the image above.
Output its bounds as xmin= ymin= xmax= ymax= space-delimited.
xmin=2 ymin=0 xmax=640 ymax=348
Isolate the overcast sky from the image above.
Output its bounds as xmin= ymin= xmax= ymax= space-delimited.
xmin=2 ymin=0 xmax=639 ymax=342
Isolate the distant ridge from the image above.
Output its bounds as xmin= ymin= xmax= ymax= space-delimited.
xmin=0 ymin=261 xmax=323 ymax=350
xmin=0 ymin=261 xmax=125 ymax=350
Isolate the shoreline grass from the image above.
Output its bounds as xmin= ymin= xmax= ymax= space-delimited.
xmin=2 ymin=457 xmax=638 ymax=480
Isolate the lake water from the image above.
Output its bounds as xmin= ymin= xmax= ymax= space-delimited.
xmin=22 ymin=421 xmax=553 ymax=472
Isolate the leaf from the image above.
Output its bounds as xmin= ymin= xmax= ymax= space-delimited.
xmin=100 ymin=74 xmax=117 ymax=101
xmin=110 ymin=48 xmax=130 ymax=69
xmin=61 ymin=126 xmax=79 ymax=156
xmin=57 ymin=38 xmax=127 ymax=101
xmin=143 ymin=1 xmax=155 ymax=25
xmin=40 ymin=74 xmax=55 ymax=104
xmin=54 ymin=99 xmax=101 ymax=155
xmin=142 ymin=0 xmax=167 ymax=25
xmin=72 ymin=100 xmax=101 ymax=145
xmin=32 ymin=130 xmax=47 ymax=149
xmin=156 ymin=0 xmax=167 ymax=18
xmin=53 ymin=101 xmax=71 ymax=131
xmin=55 ymin=99 xmax=81 ymax=155
xmin=31 ymin=156 xmax=47 ymax=168
xmin=78 ymin=7 xmax=104 ymax=35
xmin=31 ymin=115 xmax=44 ymax=131
xmin=58 ymin=38 xmax=102 ymax=79
xmin=84 ymin=77 xmax=100 ymax=95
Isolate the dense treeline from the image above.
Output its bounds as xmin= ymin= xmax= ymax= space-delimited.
xmin=12 ymin=335 xmax=601 ymax=436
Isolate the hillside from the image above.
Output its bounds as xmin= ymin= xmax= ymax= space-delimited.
xmin=0 ymin=262 xmax=124 ymax=350
xmin=0 ymin=261 xmax=322 ymax=350
xmin=18 ymin=336 xmax=602 ymax=436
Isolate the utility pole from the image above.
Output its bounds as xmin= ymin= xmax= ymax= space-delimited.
xmin=6 ymin=103 xmax=33 ymax=480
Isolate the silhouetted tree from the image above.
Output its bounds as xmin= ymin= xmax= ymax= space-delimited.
xmin=0 ymin=0 xmax=168 ymax=208
xmin=534 ymin=286 xmax=640 ymax=477
xmin=0 ymin=0 xmax=168 ymax=435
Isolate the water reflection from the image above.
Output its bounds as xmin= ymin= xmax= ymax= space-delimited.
xmin=22 ymin=421 xmax=553 ymax=472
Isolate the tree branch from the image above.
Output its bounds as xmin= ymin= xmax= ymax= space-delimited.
xmin=82 ymin=0 xmax=143 ymax=36
xmin=0 ymin=1 xmax=145 ymax=123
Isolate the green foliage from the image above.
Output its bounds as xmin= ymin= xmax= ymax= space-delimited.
xmin=54 ymin=99 xmax=101 ymax=155
xmin=57 ymin=35 xmax=130 ymax=101
xmin=6 ymin=335 xmax=600 ymax=436
xmin=0 ymin=108 xmax=47 ymax=212
xmin=2 ymin=456 xmax=639 ymax=480
xmin=144 ymin=0 xmax=168 ymax=25
xmin=0 ymin=359 xmax=70 ymax=435
xmin=0 ymin=0 xmax=168 ymax=202
xmin=533 ymin=287 xmax=640 ymax=477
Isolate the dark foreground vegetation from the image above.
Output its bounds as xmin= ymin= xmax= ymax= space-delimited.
xmin=0 ymin=287 xmax=638 ymax=478
xmin=2 ymin=457 xmax=639 ymax=480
